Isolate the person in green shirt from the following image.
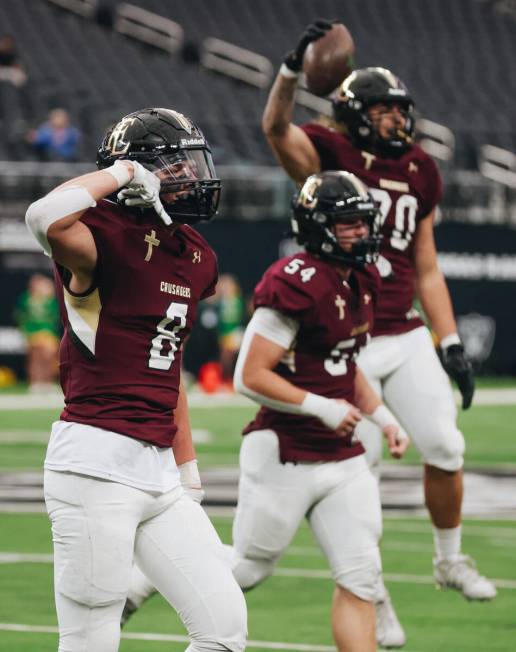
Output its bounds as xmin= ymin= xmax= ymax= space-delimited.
xmin=217 ymin=274 xmax=246 ymax=388
xmin=13 ymin=273 xmax=60 ymax=391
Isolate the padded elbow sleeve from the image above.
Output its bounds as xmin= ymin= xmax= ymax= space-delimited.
xmin=25 ymin=186 xmax=96 ymax=256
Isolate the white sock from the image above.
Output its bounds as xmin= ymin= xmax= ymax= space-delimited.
xmin=433 ymin=525 xmax=462 ymax=561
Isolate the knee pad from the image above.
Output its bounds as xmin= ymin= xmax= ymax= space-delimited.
xmin=334 ymin=548 xmax=382 ymax=602
xmin=232 ymin=553 xmax=276 ymax=591
xmin=422 ymin=427 xmax=465 ymax=472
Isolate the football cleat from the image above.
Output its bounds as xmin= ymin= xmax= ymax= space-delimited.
xmin=433 ymin=554 xmax=497 ymax=600
xmin=375 ymin=590 xmax=406 ymax=649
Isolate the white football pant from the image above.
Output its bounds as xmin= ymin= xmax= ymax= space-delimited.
xmin=44 ymin=470 xmax=247 ymax=652
xmin=231 ymin=430 xmax=382 ymax=602
xmin=356 ymin=326 xmax=465 ymax=475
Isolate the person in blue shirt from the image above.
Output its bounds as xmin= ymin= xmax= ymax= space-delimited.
xmin=28 ymin=108 xmax=80 ymax=161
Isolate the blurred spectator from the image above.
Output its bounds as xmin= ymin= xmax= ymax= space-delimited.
xmin=27 ymin=108 xmax=81 ymax=161
xmin=216 ymin=274 xmax=245 ymax=386
xmin=0 ymin=34 xmax=27 ymax=87
xmin=13 ymin=274 xmax=60 ymax=392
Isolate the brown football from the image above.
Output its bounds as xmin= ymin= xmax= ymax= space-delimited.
xmin=303 ymin=23 xmax=355 ymax=97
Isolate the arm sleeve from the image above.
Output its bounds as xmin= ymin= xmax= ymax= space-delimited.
xmin=247 ymin=307 xmax=299 ymax=349
xmin=233 ymin=307 xmax=308 ymax=414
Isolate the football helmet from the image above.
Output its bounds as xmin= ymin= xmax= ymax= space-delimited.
xmin=96 ymin=108 xmax=221 ymax=222
xmin=332 ymin=67 xmax=415 ymax=157
xmin=291 ymin=170 xmax=381 ymax=268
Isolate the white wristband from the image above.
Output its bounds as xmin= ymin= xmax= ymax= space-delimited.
xmin=369 ymin=405 xmax=398 ymax=429
xmin=440 ymin=333 xmax=461 ymax=350
xmin=103 ymin=160 xmax=133 ymax=189
xmin=301 ymin=392 xmax=350 ymax=430
xmin=279 ymin=63 xmax=300 ymax=79
xmin=369 ymin=406 xmax=409 ymax=441
xmin=178 ymin=459 xmax=201 ymax=489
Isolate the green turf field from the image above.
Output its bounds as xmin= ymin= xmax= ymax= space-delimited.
xmin=0 ymin=513 xmax=515 ymax=652
xmin=1 ymin=402 xmax=515 ymax=470
xmin=1 ymin=390 xmax=515 ymax=651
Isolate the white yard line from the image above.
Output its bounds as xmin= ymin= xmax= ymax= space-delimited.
xmin=0 ymin=387 xmax=515 ymax=410
xmin=0 ymin=622 xmax=426 ymax=652
xmin=0 ymin=623 xmax=338 ymax=652
xmin=1 ymin=553 xmax=515 ymax=590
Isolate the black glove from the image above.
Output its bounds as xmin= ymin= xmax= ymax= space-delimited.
xmin=284 ymin=19 xmax=335 ymax=72
xmin=441 ymin=343 xmax=475 ymax=410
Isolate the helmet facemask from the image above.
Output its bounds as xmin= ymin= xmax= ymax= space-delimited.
xmin=142 ymin=150 xmax=221 ymax=222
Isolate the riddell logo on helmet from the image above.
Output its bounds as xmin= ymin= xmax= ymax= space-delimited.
xmin=180 ymin=137 xmax=205 ymax=147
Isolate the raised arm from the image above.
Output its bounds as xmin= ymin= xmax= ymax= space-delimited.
xmin=262 ymin=21 xmax=334 ymax=184
xmin=25 ymin=160 xmax=171 ymax=294
xmin=262 ymin=73 xmax=321 ymax=183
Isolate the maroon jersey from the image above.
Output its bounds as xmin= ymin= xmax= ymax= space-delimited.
xmin=54 ymin=200 xmax=217 ymax=448
xmin=302 ymin=123 xmax=443 ymax=336
xmin=244 ymin=251 xmax=380 ymax=463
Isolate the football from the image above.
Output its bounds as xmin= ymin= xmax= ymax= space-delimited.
xmin=303 ymin=23 xmax=355 ymax=97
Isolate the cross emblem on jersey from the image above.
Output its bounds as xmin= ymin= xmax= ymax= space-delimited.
xmin=144 ymin=230 xmax=160 ymax=262
xmin=364 ymin=293 xmax=371 ymax=305
xmin=361 ymin=151 xmax=376 ymax=170
xmin=409 ymin=161 xmax=418 ymax=173
xmin=335 ymin=294 xmax=346 ymax=320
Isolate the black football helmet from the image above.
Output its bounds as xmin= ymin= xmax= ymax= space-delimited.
xmin=96 ymin=108 xmax=221 ymax=222
xmin=292 ymin=170 xmax=381 ymax=268
xmin=332 ymin=67 xmax=415 ymax=157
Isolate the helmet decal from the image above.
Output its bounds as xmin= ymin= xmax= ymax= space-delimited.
xmin=159 ymin=108 xmax=193 ymax=134
xmin=106 ymin=117 xmax=136 ymax=156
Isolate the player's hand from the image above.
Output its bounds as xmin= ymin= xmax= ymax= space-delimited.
xmin=335 ymin=399 xmax=362 ymax=435
xmin=284 ymin=19 xmax=335 ymax=72
xmin=441 ymin=343 xmax=475 ymax=409
xmin=383 ymin=424 xmax=410 ymax=459
xmin=117 ymin=160 xmax=173 ymax=226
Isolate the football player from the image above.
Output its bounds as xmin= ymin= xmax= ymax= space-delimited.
xmin=262 ymin=21 xmax=496 ymax=648
xmin=231 ymin=170 xmax=410 ymax=652
xmin=25 ymin=108 xmax=247 ymax=652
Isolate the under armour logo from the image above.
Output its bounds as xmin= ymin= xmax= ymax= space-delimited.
xmin=144 ymin=230 xmax=160 ymax=262
xmin=364 ymin=293 xmax=371 ymax=304
xmin=409 ymin=161 xmax=418 ymax=173
xmin=335 ymin=294 xmax=346 ymax=320
xmin=192 ymin=250 xmax=201 ymax=263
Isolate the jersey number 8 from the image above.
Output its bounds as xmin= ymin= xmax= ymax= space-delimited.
xmin=149 ymin=302 xmax=188 ymax=371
